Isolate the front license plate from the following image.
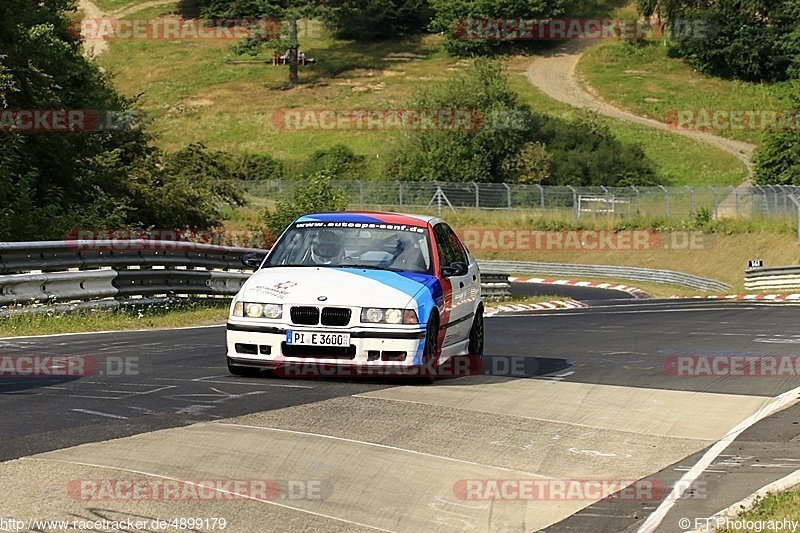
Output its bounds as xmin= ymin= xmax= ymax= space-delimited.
xmin=286 ymin=331 xmax=350 ymax=347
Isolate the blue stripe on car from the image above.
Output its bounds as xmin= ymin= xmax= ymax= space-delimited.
xmin=338 ymin=268 xmax=442 ymax=365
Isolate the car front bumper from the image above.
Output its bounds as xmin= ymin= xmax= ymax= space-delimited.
xmin=226 ymin=321 xmax=426 ymax=370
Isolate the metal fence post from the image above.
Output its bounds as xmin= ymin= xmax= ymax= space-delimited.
xmin=536 ymin=184 xmax=544 ymax=213
xmin=685 ymin=185 xmax=694 ymax=216
xmin=503 ymin=183 xmax=511 ymax=211
xmin=710 ymin=187 xmax=718 ymax=218
xmin=789 ymin=195 xmax=800 ymax=242
xmin=398 ymin=181 xmax=403 ymax=207
xmin=631 ymin=186 xmax=640 ymax=214
xmin=473 ymin=181 xmax=480 ymax=213
xmin=658 ymin=185 xmax=669 ymax=217
xmin=567 ymin=185 xmax=578 ymax=220
xmin=359 ymin=181 xmax=364 ymax=207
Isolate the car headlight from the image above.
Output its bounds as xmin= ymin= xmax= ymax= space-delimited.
xmin=232 ymin=301 xmax=282 ymax=319
xmin=361 ymin=308 xmax=418 ymax=325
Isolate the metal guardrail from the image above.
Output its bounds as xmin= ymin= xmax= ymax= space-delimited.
xmin=745 ymin=266 xmax=800 ymax=291
xmin=0 ymin=241 xmax=515 ymax=311
xmin=478 ymin=260 xmax=731 ymax=292
xmin=480 ymin=273 xmax=511 ymax=299
xmin=0 ymin=240 xmax=261 ymax=310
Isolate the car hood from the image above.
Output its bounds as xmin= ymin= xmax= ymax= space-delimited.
xmin=240 ymin=266 xmax=439 ymax=311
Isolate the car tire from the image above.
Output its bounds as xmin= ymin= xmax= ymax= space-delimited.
xmin=227 ymin=357 xmax=261 ymax=377
xmin=419 ymin=315 xmax=440 ymax=384
xmin=468 ymin=305 xmax=484 ymax=357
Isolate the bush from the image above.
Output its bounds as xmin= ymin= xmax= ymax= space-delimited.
xmin=321 ymin=0 xmax=433 ymax=41
xmin=300 ymin=144 xmax=368 ymax=180
xmin=754 ymin=130 xmax=800 ymax=185
xmin=233 ymin=153 xmax=284 ymax=180
xmin=388 ymin=59 xmax=533 ymax=182
xmin=125 ymin=143 xmax=246 ymax=230
xmin=388 ymin=60 xmax=662 ymax=186
xmin=262 ymin=171 xmax=349 ymax=236
xmin=429 ymin=0 xmax=566 ymax=56
xmin=642 ymin=0 xmax=800 ymax=82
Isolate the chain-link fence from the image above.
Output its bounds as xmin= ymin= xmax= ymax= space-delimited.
xmin=238 ymin=179 xmax=800 ymax=236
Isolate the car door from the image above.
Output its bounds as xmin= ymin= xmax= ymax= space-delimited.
xmin=433 ymin=223 xmax=474 ymax=348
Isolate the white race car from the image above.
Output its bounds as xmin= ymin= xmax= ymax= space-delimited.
xmin=226 ymin=211 xmax=483 ymax=381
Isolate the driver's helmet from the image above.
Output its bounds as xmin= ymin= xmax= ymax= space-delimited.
xmin=310 ymin=230 xmax=342 ymax=265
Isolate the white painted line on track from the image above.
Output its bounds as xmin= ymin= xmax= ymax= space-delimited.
xmin=637 ymin=384 xmax=800 ymax=533
xmin=214 ymin=423 xmax=554 ymax=479
xmin=70 ymin=408 xmax=128 ymax=420
xmin=152 ymin=377 xmax=315 ymax=389
xmin=22 ymin=457 xmax=396 ymax=533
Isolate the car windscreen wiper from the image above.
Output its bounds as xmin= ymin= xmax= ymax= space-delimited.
xmin=334 ymin=264 xmax=406 ymax=272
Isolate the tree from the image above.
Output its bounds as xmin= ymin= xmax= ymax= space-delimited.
xmin=201 ymin=0 xmax=317 ymax=86
xmin=262 ymin=171 xmax=348 ymax=236
xmin=754 ymin=87 xmax=800 ymax=185
xmin=637 ymin=0 xmax=800 ymax=81
xmin=0 ymin=0 xmax=244 ymax=240
xmin=320 ymin=0 xmax=432 ymax=41
xmin=429 ymin=0 xmax=567 ymax=56
xmin=388 ymin=60 xmax=661 ymax=186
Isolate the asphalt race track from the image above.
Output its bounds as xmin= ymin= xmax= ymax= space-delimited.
xmin=2 ymin=299 xmax=800 ymax=532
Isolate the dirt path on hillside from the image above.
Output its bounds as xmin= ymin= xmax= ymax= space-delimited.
xmin=526 ymin=40 xmax=756 ymax=177
xmin=76 ymin=0 xmax=178 ymax=57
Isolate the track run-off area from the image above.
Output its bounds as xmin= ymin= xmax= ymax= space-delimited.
xmin=2 ymin=298 xmax=800 ymax=533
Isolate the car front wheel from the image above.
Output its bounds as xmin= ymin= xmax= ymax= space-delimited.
xmin=419 ymin=315 xmax=440 ymax=384
xmin=468 ymin=305 xmax=484 ymax=357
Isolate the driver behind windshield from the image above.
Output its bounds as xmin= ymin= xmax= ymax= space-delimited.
xmin=309 ymin=229 xmax=344 ymax=265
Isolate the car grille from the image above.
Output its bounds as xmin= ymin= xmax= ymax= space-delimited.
xmin=321 ymin=307 xmax=351 ymax=326
xmin=290 ymin=306 xmax=319 ymax=325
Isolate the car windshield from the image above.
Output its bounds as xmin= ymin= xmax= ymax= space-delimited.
xmin=264 ymin=222 xmax=432 ymax=273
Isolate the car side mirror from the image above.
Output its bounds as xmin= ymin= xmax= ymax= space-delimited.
xmin=241 ymin=252 xmax=265 ymax=269
xmin=441 ymin=261 xmax=468 ymax=277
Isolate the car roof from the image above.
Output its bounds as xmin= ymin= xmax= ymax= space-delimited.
xmin=295 ymin=211 xmax=439 ymax=226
